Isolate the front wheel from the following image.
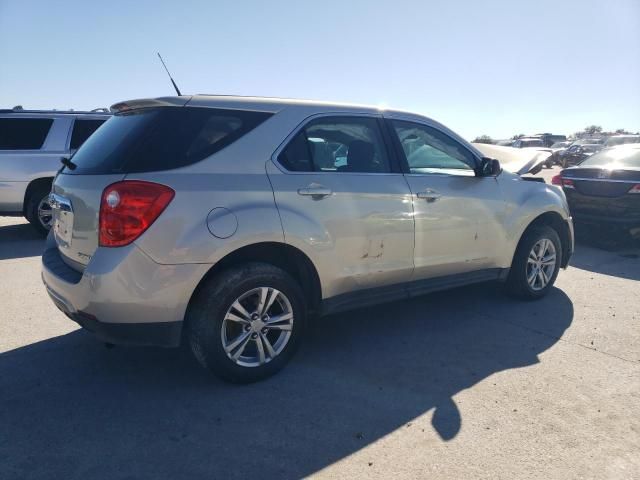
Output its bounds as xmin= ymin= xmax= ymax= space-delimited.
xmin=187 ymin=262 xmax=306 ymax=383
xmin=507 ymin=225 xmax=562 ymax=300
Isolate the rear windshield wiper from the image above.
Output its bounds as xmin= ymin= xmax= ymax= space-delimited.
xmin=60 ymin=156 xmax=77 ymax=171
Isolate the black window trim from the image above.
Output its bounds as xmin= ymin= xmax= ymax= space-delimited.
xmin=383 ymin=118 xmax=481 ymax=176
xmin=272 ymin=112 xmax=404 ymax=175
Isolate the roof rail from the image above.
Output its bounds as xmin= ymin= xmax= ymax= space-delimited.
xmin=0 ymin=107 xmax=111 ymax=115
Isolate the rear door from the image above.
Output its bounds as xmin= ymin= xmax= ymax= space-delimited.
xmin=267 ymin=114 xmax=415 ymax=299
xmin=385 ymin=116 xmax=507 ymax=279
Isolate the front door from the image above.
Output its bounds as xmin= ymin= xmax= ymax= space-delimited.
xmin=386 ymin=117 xmax=507 ymax=280
xmin=267 ymin=114 xmax=415 ymax=299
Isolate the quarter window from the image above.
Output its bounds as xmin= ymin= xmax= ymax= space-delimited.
xmin=0 ymin=118 xmax=53 ymax=150
xmin=278 ymin=117 xmax=391 ymax=173
xmin=70 ymin=119 xmax=106 ymax=149
xmin=391 ymin=120 xmax=475 ymax=173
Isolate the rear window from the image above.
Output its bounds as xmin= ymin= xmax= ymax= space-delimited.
xmin=70 ymin=119 xmax=106 ymax=149
xmin=0 ymin=118 xmax=53 ymax=150
xmin=580 ymin=147 xmax=640 ymax=169
xmin=66 ymin=107 xmax=272 ymax=174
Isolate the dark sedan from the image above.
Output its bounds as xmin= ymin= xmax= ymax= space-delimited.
xmin=552 ymin=145 xmax=640 ymax=234
xmin=560 ymin=144 xmax=603 ymax=168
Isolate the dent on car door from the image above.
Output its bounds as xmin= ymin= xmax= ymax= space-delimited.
xmin=386 ymin=118 xmax=507 ymax=279
xmin=266 ymin=114 xmax=415 ymax=299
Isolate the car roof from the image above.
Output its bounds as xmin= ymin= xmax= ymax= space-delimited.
xmin=110 ymin=94 xmax=417 ymax=116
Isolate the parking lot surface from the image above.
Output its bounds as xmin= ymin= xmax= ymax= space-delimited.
xmin=1 ymin=168 xmax=639 ymax=479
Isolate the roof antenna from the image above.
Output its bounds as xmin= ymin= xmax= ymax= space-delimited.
xmin=156 ymin=52 xmax=182 ymax=96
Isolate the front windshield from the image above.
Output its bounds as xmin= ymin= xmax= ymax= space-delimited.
xmin=579 ymin=147 xmax=640 ymax=169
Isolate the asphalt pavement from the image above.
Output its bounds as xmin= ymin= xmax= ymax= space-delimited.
xmin=1 ymin=167 xmax=639 ymax=479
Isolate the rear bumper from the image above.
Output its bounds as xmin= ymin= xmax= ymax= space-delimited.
xmin=572 ymin=211 xmax=640 ymax=228
xmin=41 ymin=234 xmax=210 ymax=347
xmin=61 ymin=309 xmax=183 ymax=347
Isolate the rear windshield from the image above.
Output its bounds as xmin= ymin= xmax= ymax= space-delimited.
xmin=605 ymin=136 xmax=640 ymax=147
xmin=580 ymin=148 xmax=640 ymax=168
xmin=66 ymin=107 xmax=272 ymax=174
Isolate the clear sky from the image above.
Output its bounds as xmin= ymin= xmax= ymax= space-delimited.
xmin=1 ymin=0 xmax=639 ymax=140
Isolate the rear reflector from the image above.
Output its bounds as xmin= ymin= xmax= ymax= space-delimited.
xmin=629 ymin=184 xmax=640 ymax=194
xmin=99 ymin=181 xmax=174 ymax=247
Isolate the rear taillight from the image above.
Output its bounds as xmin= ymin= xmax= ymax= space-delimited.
xmin=629 ymin=184 xmax=640 ymax=194
xmin=551 ymin=174 xmax=562 ymax=185
xmin=561 ymin=178 xmax=575 ymax=189
xmin=99 ymin=181 xmax=174 ymax=247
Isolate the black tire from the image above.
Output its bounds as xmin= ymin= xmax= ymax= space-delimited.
xmin=25 ymin=184 xmax=53 ymax=236
xmin=506 ymin=225 xmax=562 ymax=300
xmin=186 ymin=262 xmax=306 ymax=383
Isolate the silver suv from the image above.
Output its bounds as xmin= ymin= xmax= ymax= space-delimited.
xmin=42 ymin=95 xmax=574 ymax=383
xmin=0 ymin=107 xmax=109 ymax=233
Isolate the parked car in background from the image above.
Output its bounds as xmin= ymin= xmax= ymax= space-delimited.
xmin=572 ymin=138 xmax=604 ymax=146
xmin=0 ymin=107 xmax=110 ymax=233
xmin=513 ymin=137 xmax=545 ymax=148
xmin=561 ymin=144 xmax=603 ymax=167
xmin=536 ymin=133 xmax=567 ymax=147
xmin=552 ymin=145 xmax=640 ymax=236
xmin=604 ymin=135 xmax=640 ymax=147
xmin=545 ymin=141 xmax=572 ymax=168
xmin=42 ymin=95 xmax=573 ymax=383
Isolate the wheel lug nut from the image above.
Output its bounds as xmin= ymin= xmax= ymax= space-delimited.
xmin=261 ymin=328 xmax=268 ymax=334
xmin=251 ymin=333 xmax=258 ymax=339
xmin=244 ymin=325 xmax=251 ymax=332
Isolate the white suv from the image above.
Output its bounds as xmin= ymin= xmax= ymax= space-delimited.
xmin=42 ymin=95 xmax=574 ymax=383
xmin=0 ymin=107 xmax=109 ymax=233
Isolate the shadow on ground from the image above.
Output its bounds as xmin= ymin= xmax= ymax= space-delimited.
xmin=0 ymin=220 xmax=45 ymax=260
xmin=0 ymin=284 xmax=573 ymax=479
xmin=570 ymin=225 xmax=640 ymax=281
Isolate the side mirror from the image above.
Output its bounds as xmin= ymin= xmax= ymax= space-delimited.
xmin=477 ymin=157 xmax=501 ymax=177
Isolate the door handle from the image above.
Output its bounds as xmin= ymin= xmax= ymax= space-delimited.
xmin=297 ymin=184 xmax=332 ymax=198
xmin=416 ymin=189 xmax=442 ymax=202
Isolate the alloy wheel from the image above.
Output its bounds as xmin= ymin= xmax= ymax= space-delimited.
xmin=37 ymin=196 xmax=53 ymax=230
xmin=221 ymin=287 xmax=294 ymax=367
xmin=526 ymin=238 xmax=557 ymax=291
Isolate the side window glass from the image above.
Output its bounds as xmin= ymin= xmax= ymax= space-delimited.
xmin=0 ymin=118 xmax=53 ymax=150
xmin=278 ymin=131 xmax=313 ymax=172
xmin=392 ymin=120 xmax=475 ymax=174
xmin=70 ymin=119 xmax=106 ymax=149
xmin=278 ymin=117 xmax=391 ymax=173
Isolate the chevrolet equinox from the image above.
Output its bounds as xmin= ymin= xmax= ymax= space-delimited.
xmin=42 ymin=95 xmax=574 ymax=383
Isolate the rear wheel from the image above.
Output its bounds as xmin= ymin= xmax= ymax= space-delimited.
xmin=187 ymin=262 xmax=306 ymax=383
xmin=507 ymin=225 xmax=562 ymax=300
xmin=25 ymin=185 xmax=53 ymax=236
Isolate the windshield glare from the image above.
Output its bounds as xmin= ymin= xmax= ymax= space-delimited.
xmin=579 ymin=147 xmax=640 ymax=169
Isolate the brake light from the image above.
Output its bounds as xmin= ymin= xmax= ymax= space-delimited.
xmin=561 ymin=178 xmax=575 ymax=189
xmin=551 ymin=174 xmax=562 ymax=185
xmin=99 ymin=181 xmax=174 ymax=247
xmin=629 ymin=184 xmax=640 ymax=194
